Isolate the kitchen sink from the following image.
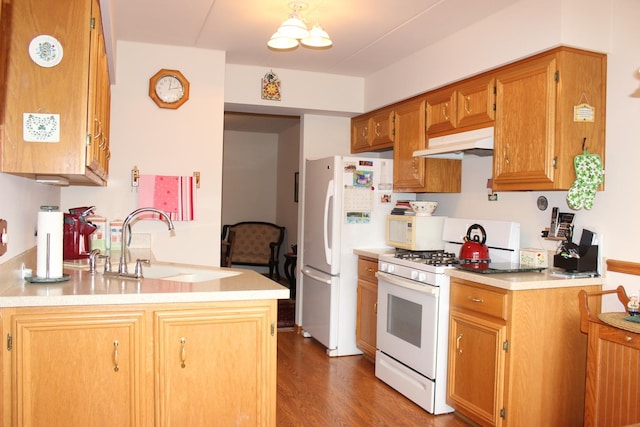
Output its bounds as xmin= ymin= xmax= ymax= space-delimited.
xmin=139 ymin=264 xmax=240 ymax=282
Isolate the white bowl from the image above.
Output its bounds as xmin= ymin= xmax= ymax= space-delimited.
xmin=409 ymin=201 xmax=438 ymax=216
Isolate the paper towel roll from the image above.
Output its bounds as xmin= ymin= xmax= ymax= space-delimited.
xmin=37 ymin=209 xmax=64 ymax=278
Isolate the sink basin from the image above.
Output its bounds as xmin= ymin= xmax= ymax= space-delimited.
xmin=138 ymin=264 xmax=240 ymax=282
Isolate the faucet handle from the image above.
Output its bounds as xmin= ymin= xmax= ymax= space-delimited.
xmin=103 ymin=256 xmax=112 ymax=273
xmin=134 ymin=259 xmax=151 ymax=278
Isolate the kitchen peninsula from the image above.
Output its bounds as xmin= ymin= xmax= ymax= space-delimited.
xmin=0 ymin=262 xmax=288 ymax=426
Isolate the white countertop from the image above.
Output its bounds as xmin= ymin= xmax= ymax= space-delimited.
xmin=447 ymin=268 xmax=604 ymax=291
xmin=353 ymin=247 xmax=396 ymax=259
xmin=0 ymin=261 xmax=290 ymax=308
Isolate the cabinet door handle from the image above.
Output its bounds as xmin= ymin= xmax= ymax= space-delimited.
xmin=113 ymin=340 xmax=120 ymax=372
xmin=464 ymin=96 xmax=471 ymax=115
xmin=468 ymin=296 xmax=484 ymax=303
xmin=442 ymin=103 xmax=449 ymax=121
xmin=375 ymin=122 xmax=381 ymax=137
xmin=456 ymin=333 xmax=464 ymax=354
xmin=180 ymin=337 xmax=187 ymax=368
xmin=93 ymin=117 xmax=103 ymax=139
xmin=504 ymin=143 xmax=510 ymax=165
xmin=374 ymin=302 xmax=377 ymax=314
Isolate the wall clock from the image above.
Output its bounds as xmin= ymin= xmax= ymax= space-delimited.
xmin=149 ymin=69 xmax=190 ymax=109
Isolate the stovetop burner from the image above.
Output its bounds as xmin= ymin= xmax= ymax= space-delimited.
xmin=394 ymin=249 xmax=458 ymax=266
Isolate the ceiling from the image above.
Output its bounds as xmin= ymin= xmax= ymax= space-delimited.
xmin=110 ymin=0 xmax=519 ymax=132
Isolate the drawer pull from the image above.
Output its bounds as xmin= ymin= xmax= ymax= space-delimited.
xmin=366 ymin=267 xmax=374 ymax=273
xmin=625 ymin=335 xmax=633 ymax=342
xmin=468 ymin=296 xmax=484 ymax=303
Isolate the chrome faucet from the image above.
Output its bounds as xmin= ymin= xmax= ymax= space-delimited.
xmin=118 ymin=207 xmax=175 ymax=274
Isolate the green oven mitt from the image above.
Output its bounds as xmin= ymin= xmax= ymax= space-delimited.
xmin=566 ymin=150 xmax=604 ymax=210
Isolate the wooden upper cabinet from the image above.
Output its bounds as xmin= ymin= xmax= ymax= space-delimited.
xmin=426 ymin=76 xmax=495 ymax=137
xmin=493 ymin=47 xmax=606 ymax=191
xmin=351 ymin=46 xmax=605 ymax=192
xmin=351 ymin=115 xmax=371 ymax=152
xmin=456 ymin=76 xmax=495 ymax=130
xmin=369 ymin=109 xmax=395 ymax=148
xmin=351 ymin=107 xmax=395 ymax=153
xmin=0 ymin=0 xmax=111 ymax=185
xmin=393 ymin=97 xmax=461 ymax=193
xmin=426 ymin=88 xmax=457 ymax=134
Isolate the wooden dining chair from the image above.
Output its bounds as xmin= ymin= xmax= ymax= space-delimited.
xmin=221 ymin=230 xmax=235 ymax=267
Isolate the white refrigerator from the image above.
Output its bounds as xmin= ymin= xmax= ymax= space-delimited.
xmin=301 ymin=155 xmax=395 ymax=356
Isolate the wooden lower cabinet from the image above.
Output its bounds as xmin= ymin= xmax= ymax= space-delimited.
xmin=579 ymin=286 xmax=640 ymax=427
xmin=356 ymin=256 xmax=378 ymax=360
xmin=6 ymin=310 xmax=145 ymax=426
xmin=447 ymin=278 xmax=600 ymax=427
xmin=1 ymin=300 xmax=277 ymax=426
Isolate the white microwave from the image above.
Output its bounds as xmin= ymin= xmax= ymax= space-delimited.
xmin=386 ymin=215 xmax=446 ymax=251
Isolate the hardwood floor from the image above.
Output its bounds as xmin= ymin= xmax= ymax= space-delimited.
xmin=276 ymin=330 xmax=474 ymax=426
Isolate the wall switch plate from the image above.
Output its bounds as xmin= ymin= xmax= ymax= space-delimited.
xmin=0 ymin=219 xmax=7 ymax=256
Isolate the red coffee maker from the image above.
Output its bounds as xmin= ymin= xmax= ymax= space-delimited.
xmin=63 ymin=206 xmax=97 ymax=260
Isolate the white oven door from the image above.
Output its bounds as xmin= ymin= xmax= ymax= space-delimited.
xmin=376 ymin=271 xmax=439 ymax=379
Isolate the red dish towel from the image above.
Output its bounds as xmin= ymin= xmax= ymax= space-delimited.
xmin=138 ymin=175 xmax=196 ymax=221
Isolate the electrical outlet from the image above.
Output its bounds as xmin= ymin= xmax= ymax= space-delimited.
xmin=488 ymin=193 xmax=498 ymax=201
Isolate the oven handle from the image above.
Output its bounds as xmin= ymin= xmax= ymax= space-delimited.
xmin=376 ymin=271 xmax=440 ymax=297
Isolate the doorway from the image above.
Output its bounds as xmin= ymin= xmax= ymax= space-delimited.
xmin=221 ymin=111 xmax=301 ymax=276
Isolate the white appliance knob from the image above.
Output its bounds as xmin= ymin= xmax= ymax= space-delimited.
xmin=418 ymin=272 xmax=427 ymax=282
xmin=387 ymin=264 xmax=395 ymax=273
xmin=410 ymin=270 xmax=418 ymax=280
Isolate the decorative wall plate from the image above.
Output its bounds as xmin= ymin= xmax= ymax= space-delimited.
xmin=23 ymin=113 xmax=60 ymax=142
xmin=28 ymin=35 xmax=63 ymax=68
xmin=262 ymin=70 xmax=281 ymax=101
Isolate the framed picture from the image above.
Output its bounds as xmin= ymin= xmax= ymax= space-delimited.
xmin=294 ymin=172 xmax=299 ymax=203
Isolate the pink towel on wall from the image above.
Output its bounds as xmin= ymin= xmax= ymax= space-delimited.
xmin=138 ymin=175 xmax=196 ymax=221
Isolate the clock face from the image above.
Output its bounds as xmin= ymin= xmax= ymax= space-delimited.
xmin=155 ymin=75 xmax=184 ymax=103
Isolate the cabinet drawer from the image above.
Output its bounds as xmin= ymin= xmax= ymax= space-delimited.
xmin=450 ymin=282 xmax=508 ymax=320
xmin=598 ymin=324 xmax=640 ymax=350
xmin=358 ymin=257 xmax=378 ymax=282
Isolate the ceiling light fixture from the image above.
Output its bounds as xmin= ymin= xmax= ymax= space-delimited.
xmin=267 ymin=1 xmax=332 ymax=50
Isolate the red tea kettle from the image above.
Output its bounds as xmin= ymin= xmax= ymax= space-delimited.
xmin=459 ymin=224 xmax=491 ymax=266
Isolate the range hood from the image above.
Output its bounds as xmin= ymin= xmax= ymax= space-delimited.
xmin=413 ymin=127 xmax=494 ymax=159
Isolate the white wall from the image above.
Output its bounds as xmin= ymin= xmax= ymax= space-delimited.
xmin=275 ymin=123 xmax=301 ymax=257
xmin=225 ymin=64 xmax=364 ymax=115
xmin=61 ymin=41 xmax=226 ymax=266
xmin=222 ymin=130 xmax=279 ymax=225
xmin=0 ymin=174 xmax=59 ymax=261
